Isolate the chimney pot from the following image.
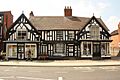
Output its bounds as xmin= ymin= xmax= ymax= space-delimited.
xmin=29 ymin=11 xmax=34 ymax=17
xmin=67 ymin=6 xmax=69 ymax=9
xmin=65 ymin=6 xmax=66 ymax=9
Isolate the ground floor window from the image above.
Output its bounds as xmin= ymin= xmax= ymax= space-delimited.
xmin=25 ymin=44 xmax=37 ymax=58
xmin=81 ymin=42 xmax=92 ymax=57
xmin=55 ymin=43 xmax=65 ymax=53
xmin=6 ymin=44 xmax=17 ymax=58
xmin=81 ymin=41 xmax=110 ymax=58
xmin=101 ymin=42 xmax=110 ymax=56
xmin=6 ymin=43 xmax=37 ymax=58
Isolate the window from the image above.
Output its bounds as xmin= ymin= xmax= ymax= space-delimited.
xmin=0 ymin=16 xmax=3 ymax=24
xmin=7 ymin=44 xmax=17 ymax=57
xmin=82 ymin=42 xmax=91 ymax=56
xmin=68 ymin=31 xmax=74 ymax=40
xmin=90 ymin=25 xmax=100 ymax=39
xmin=56 ymin=31 xmax=63 ymax=40
xmin=25 ymin=44 xmax=36 ymax=58
xmin=41 ymin=45 xmax=47 ymax=55
xmin=17 ymin=31 xmax=27 ymax=40
xmin=0 ymin=15 xmax=3 ymax=38
xmin=55 ymin=43 xmax=64 ymax=53
xmin=101 ymin=42 xmax=110 ymax=56
xmin=47 ymin=31 xmax=52 ymax=40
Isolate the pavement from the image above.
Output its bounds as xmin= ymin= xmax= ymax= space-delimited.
xmin=0 ymin=57 xmax=120 ymax=67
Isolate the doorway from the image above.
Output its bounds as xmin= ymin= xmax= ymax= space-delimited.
xmin=17 ymin=43 xmax=25 ymax=59
xmin=67 ymin=44 xmax=74 ymax=56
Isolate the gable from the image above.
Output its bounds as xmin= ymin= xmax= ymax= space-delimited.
xmin=77 ymin=16 xmax=111 ymax=40
xmin=7 ymin=13 xmax=41 ymax=41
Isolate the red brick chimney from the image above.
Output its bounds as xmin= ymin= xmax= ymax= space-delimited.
xmin=64 ymin=6 xmax=72 ymax=16
xmin=3 ymin=11 xmax=13 ymax=29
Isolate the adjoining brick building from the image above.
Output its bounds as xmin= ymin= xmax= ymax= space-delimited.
xmin=110 ymin=22 xmax=120 ymax=56
xmin=3 ymin=7 xmax=112 ymax=60
xmin=0 ymin=11 xmax=13 ymax=52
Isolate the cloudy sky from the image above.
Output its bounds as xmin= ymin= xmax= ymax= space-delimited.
xmin=0 ymin=0 xmax=119 ymax=32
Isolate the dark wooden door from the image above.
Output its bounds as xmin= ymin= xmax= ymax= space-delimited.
xmin=93 ymin=43 xmax=101 ymax=58
xmin=17 ymin=43 xmax=25 ymax=59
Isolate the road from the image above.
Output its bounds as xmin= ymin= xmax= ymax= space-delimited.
xmin=0 ymin=66 xmax=120 ymax=80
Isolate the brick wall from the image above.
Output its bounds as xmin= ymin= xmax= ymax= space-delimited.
xmin=64 ymin=6 xmax=72 ymax=16
xmin=110 ymin=22 xmax=120 ymax=56
xmin=3 ymin=11 xmax=13 ymax=29
xmin=0 ymin=11 xmax=13 ymax=52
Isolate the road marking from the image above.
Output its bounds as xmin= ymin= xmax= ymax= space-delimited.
xmin=0 ymin=76 xmax=14 ymax=79
xmin=82 ymin=70 xmax=94 ymax=72
xmin=56 ymin=71 xmax=67 ymax=74
xmin=0 ymin=76 xmax=54 ymax=80
xmin=12 ymin=67 xmax=17 ymax=68
xmin=58 ymin=77 xmax=63 ymax=80
xmin=99 ymin=66 xmax=117 ymax=69
xmin=99 ymin=66 xmax=118 ymax=71
xmin=107 ymin=69 xmax=117 ymax=72
xmin=73 ymin=67 xmax=92 ymax=70
xmin=4 ymin=70 xmax=10 ymax=72
xmin=17 ymin=76 xmax=54 ymax=80
xmin=73 ymin=67 xmax=119 ymax=72
xmin=73 ymin=67 xmax=95 ymax=72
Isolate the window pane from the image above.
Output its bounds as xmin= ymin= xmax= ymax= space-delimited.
xmin=17 ymin=30 xmax=27 ymax=40
xmin=55 ymin=43 xmax=64 ymax=53
xmin=56 ymin=31 xmax=63 ymax=40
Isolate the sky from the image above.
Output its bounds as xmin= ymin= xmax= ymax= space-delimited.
xmin=0 ymin=0 xmax=120 ymax=32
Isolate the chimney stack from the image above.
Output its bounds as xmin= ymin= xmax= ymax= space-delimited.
xmin=118 ymin=22 xmax=120 ymax=42
xmin=29 ymin=11 xmax=34 ymax=17
xmin=64 ymin=6 xmax=72 ymax=16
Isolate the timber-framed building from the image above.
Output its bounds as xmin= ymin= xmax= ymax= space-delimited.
xmin=3 ymin=7 xmax=112 ymax=60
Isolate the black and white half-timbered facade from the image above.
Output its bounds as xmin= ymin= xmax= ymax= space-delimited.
xmin=3 ymin=7 xmax=112 ymax=60
xmin=77 ymin=16 xmax=112 ymax=59
xmin=4 ymin=14 xmax=41 ymax=59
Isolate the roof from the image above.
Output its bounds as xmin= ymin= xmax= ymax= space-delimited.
xmin=0 ymin=11 xmax=12 ymax=14
xmin=111 ymin=30 xmax=118 ymax=36
xmin=29 ymin=16 xmax=109 ymax=31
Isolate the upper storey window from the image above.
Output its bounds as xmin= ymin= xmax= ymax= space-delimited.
xmin=90 ymin=25 xmax=100 ymax=39
xmin=17 ymin=26 xmax=27 ymax=40
xmin=56 ymin=31 xmax=63 ymax=40
xmin=68 ymin=31 xmax=74 ymax=40
xmin=0 ymin=15 xmax=3 ymax=38
xmin=17 ymin=30 xmax=27 ymax=40
xmin=0 ymin=16 xmax=3 ymax=24
xmin=90 ymin=20 xmax=100 ymax=40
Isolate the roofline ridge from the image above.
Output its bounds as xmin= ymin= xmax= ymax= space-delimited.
xmin=32 ymin=16 xmax=64 ymax=18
